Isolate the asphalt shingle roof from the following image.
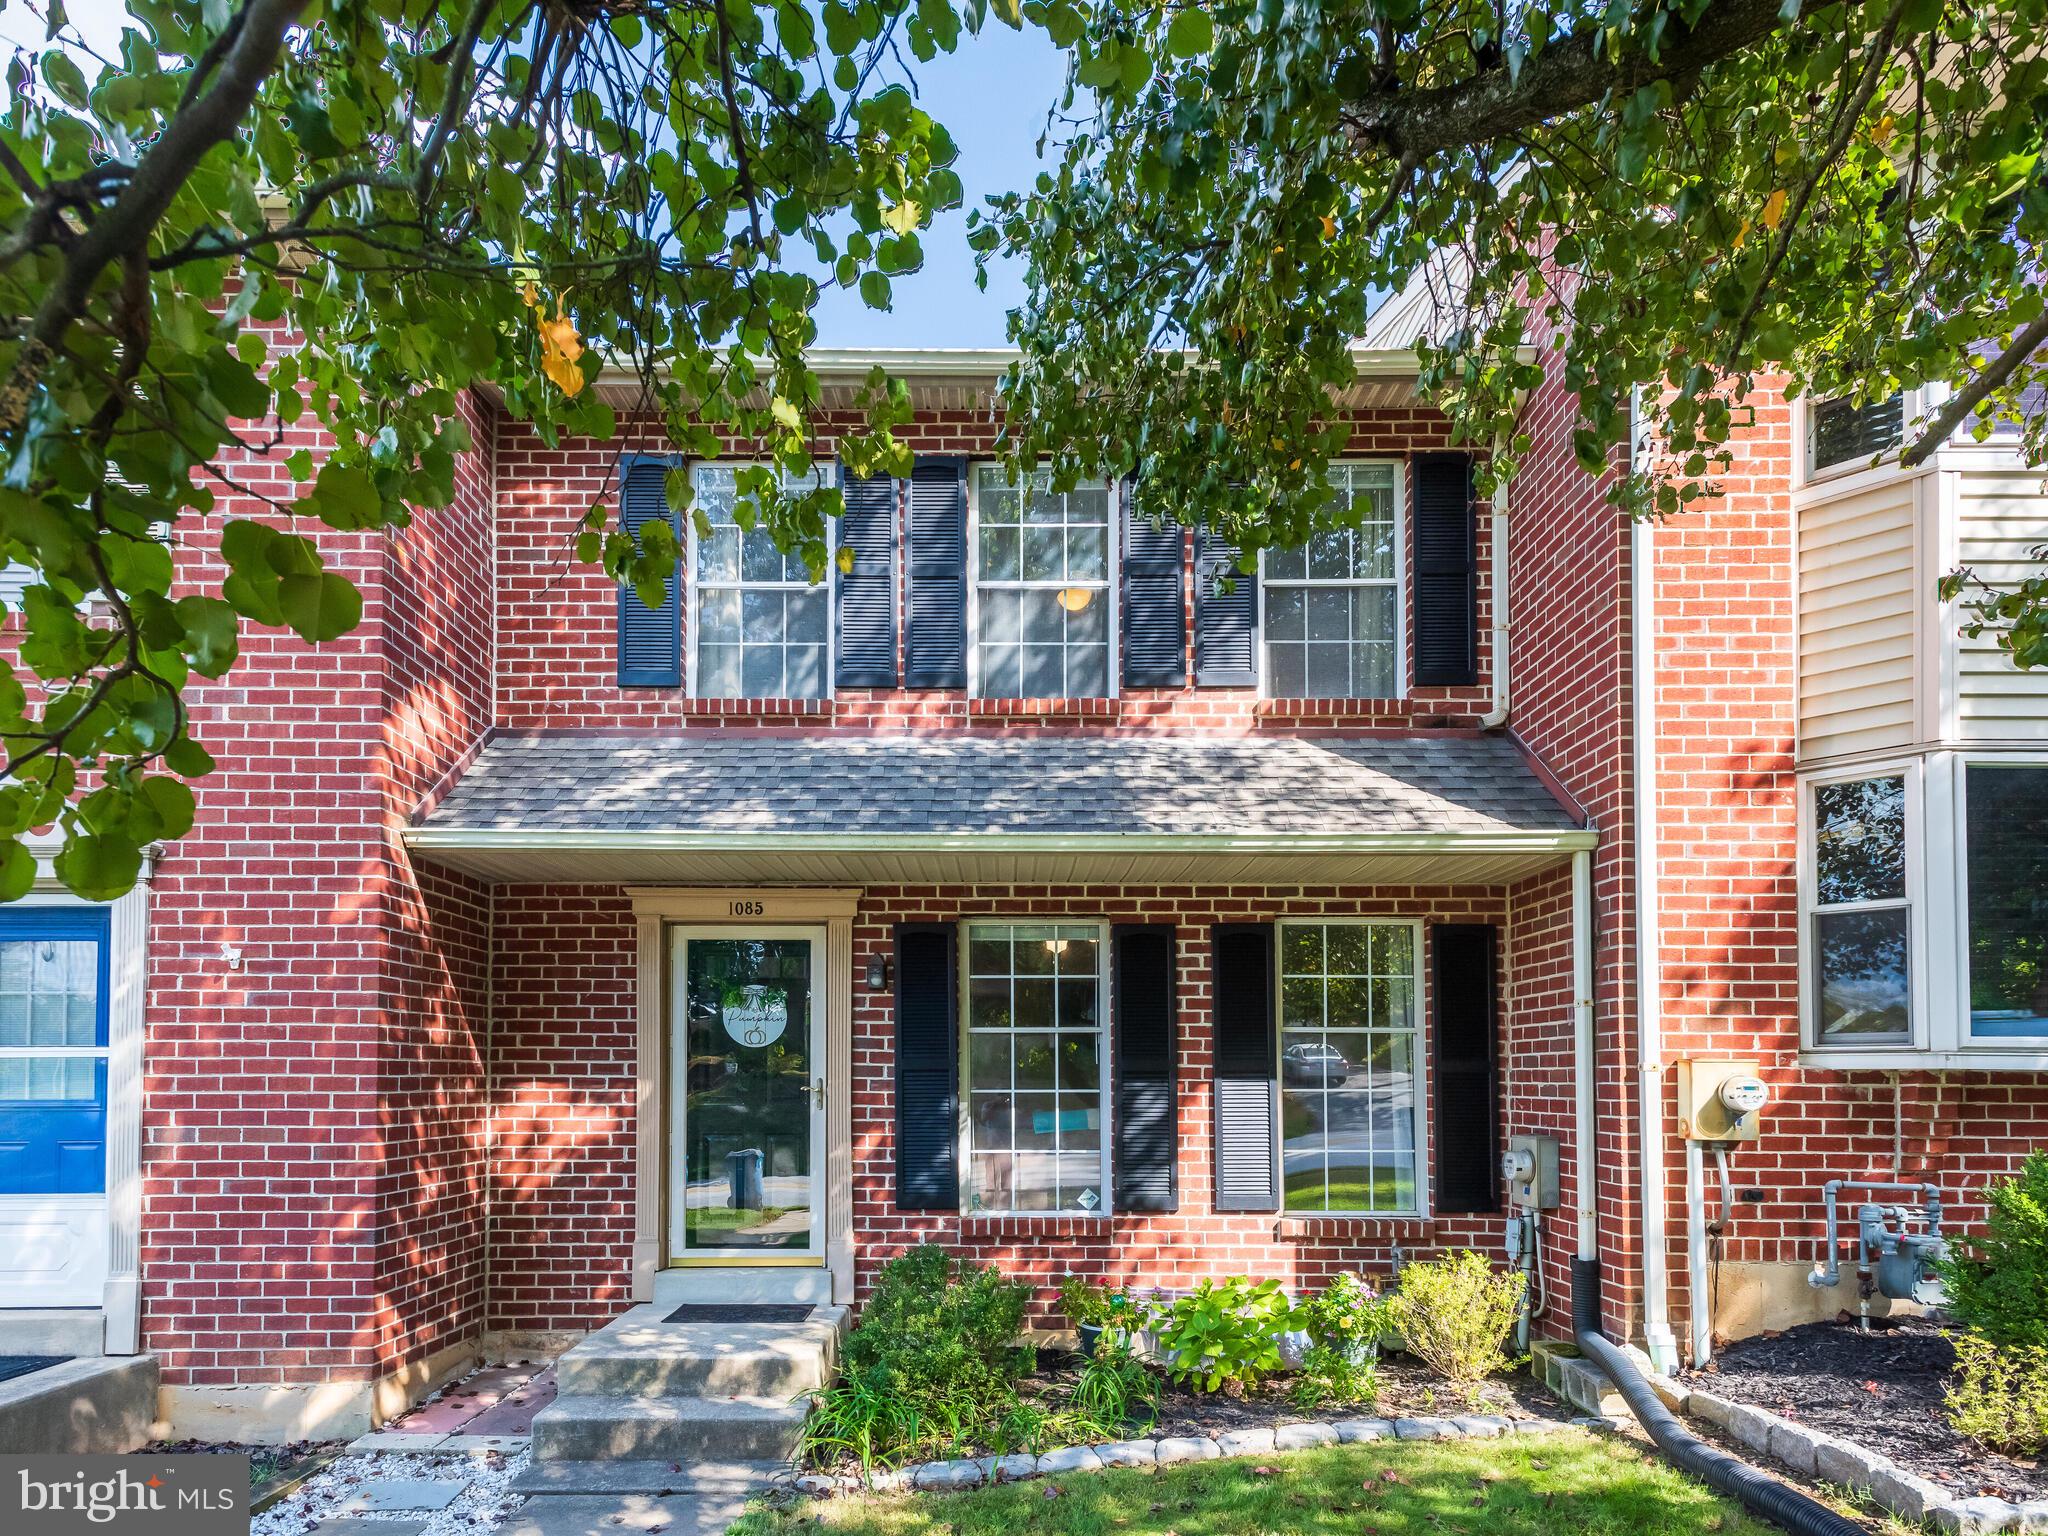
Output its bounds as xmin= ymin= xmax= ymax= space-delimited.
xmin=417 ymin=732 xmax=1579 ymax=840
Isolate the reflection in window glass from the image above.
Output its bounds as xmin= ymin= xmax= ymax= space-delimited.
xmin=973 ymin=468 xmax=1111 ymax=698
xmin=1263 ymin=464 xmax=1399 ymax=698
xmin=1811 ymin=774 xmax=1911 ymax=1043
xmin=1278 ymin=922 xmax=1419 ymax=1213
xmin=964 ymin=923 xmax=1106 ymax=1213
xmin=0 ymin=937 xmax=100 ymax=1101
xmin=1967 ymin=765 xmax=2048 ymax=1038
xmin=692 ymin=464 xmax=831 ymax=699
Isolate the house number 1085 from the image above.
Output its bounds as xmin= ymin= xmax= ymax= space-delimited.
xmin=729 ymin=900 xmax=764 ymax=917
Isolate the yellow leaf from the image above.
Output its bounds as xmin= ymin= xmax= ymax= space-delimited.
xmin=521 ymin=280 xmax=541 ymax=309
xmin=836 ymin=545 xmax=855 ymax=576
xmin=881 ymin=199 xmax=921 ymax=236
xmin=1872 ymin=113 xmax=1896 ymax=146
xmin=1319 ymin=214 xmax=1336 ymax=240
xmin=771 ymin=395 xmax=803 ymax=432
xmin=536 ymin=301 xmax=585 ymax=397
xmin=1761 ymin=189 xmax=1788 ymax=230
xmin=1733 ymin=218 xmax=1752 ymax=250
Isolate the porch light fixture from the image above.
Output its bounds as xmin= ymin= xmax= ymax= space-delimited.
xmin=1055 ymin=587 xmax=1094 ymax=613
xmin=864 ymin=954 xmax=891 ymax=991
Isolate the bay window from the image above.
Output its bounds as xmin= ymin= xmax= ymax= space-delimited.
xmin=971 ymin=467 xmax=1113 ymax=698
xmin=963 ymin=922 xmax=1109 ymax=1214
xmin=1810 ymin=773 xmax=1912 ymax=1044
xmin=691 ymin=463 xmax=832 ymax=699
xmin=1277 ymin=919 xmax=1421 ymax=1214
xmin=1262 ymin=462 xmax=1401 ymax=698
xmin=1966 ymin=764 xmax=2048 ymax=1038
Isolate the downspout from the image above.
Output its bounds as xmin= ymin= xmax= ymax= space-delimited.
xmin=1629 ymin=392 xmax=1678 ymax=1372
xmin=1573 ymin=848 xmax=1598 ymax=1263
xmin=1481 ymin=468 xmax=1510 ymax=728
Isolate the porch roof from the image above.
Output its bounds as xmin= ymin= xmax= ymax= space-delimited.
xmin=403 ymin=730 xmax=1595 ymax=887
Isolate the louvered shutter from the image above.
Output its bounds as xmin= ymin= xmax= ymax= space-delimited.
xmin=904 ymin=457 xmax=968 ymax=689
xmin=616 ymin=454 xmax=683 ymax=688
xmin=894 ymin=923 xmax=959 ymax=1210
xmin=1193 ymin=531 xmax=1258 ymax=687
xmin=1211 ymin=923 xmax=1278 ymax=1212
xmin=1413 ymin=453 xmax=1478 ymax=687
xmin=1122 ymin=494 xmax=1187 ymax=688
xmin=835 ymin=467 xmax=899 ymax=688
xmin=1810 ymin=392 xmax=1906 ymax=472
xmin=1432 ymin=923 xmax=1500 ymax=1213
xmin=1112 ymin=925 xmax=1178 ymax=1212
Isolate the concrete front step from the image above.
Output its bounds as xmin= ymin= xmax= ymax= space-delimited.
xmin=533 ymin=1394 xmax=811 ymax=1463
xmin=553 ymin=1304 xmax=845 ymax=1398
xmin=510 ymin=1459 xmax=786 ymax=1496
xmin=0 ymin=1354 xmax=159 ymax=1453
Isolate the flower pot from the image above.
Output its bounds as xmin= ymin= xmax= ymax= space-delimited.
xmin=1077 ymin=1322 xmax=1104 ymax=1357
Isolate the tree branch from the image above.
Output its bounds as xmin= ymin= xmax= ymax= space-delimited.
xmin=1902 ymin=310 xmax=2048 ymax=465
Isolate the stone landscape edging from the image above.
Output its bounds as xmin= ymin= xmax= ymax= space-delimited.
xmin=1664 ymin=1377 xmax=2045 ymax=1535
xmin=793 ymin=1412 xmax=1577 ymax=1497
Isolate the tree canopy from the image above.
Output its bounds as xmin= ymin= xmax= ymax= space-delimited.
xmin=2 ymin=0 xmax=2046 ymax=901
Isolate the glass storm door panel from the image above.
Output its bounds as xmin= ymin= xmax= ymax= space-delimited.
xmin=675 ymin=933 xmax=819 ymax=1256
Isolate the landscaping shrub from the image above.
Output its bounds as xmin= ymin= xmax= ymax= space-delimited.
xmin=1069 ymin=1334 xmax=1159 ymax=1432
xmin=1386 ymin=1250 xmax=1525 ymax=1394
xmin=1945 ymin=1331 xmax=2048 ymax=1451
xmin=1937 ymin=1151 xmax=2048 ymax=1349
xmin=804 ymin=1244 xmax=1033 ymax=1467
xmin=1153 ymin=1276 xmax=1294 ymax=1394
xmin=1288 ymin=1273 xmax=1391 ymax=1410
xmin=1057 ymin=1276 xmax=1112 ymax=1326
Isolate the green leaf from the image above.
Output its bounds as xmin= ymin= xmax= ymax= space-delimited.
xmin=0 ymin=840 xmax=34 ymax=902
xmin=41 ymin=50 xmax=88 ymax=109
xmin=52 ymin=833 xmax=141 ymax=902
xmin=175 ymin=595 xmax=240 ymax=678
xmin=276 ymin=571 xmax=364 ymax=642
xmin=1166 ymin=9 xmax=1213 ymax=57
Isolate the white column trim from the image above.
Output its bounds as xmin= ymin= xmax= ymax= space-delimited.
xmin=633 ymin=912 xmax=663 ymax=1303
xmin=100 ymin=853 xmax=155 ymax=1354
xmin=825 ymin=916 xmax=854 ymax=1303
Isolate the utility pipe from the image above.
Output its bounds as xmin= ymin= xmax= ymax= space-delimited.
xmin=1686 ymin=1139 xmax=1711 ymax=1367
xmin=1481 ymin=472 xmax=1511 ymax=728
xmin=1572 ymin=848 xmax=1598 ymax=1262
xmin=1630 ymin=504 xmax=1677 ymax=1372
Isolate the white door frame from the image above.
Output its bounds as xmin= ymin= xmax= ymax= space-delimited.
xmin=629 ymin=888 xmax=858 ymax=1304
xmin=667 ymin=924 xmax=827 ymax=1262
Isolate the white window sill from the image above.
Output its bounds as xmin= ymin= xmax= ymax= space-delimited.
xmin=1801 ymin=1047 xmax=2048 ymax=1071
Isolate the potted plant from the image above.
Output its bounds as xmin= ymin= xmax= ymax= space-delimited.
xmin=1058 ymin=1276 xmax=1114 ymax=1356
xmin=1287 ymin=1272 xmax=1390 ymax=1368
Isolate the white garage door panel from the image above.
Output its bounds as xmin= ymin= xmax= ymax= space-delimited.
xmin=0 ymin=1195 xmax=108 ymax=1306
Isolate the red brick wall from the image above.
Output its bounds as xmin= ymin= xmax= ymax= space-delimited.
xmin=139 ymin=394 xmax=496 ymax=1394
xmin=493 ymin=409 xmax=1495 ymax=734
xmin=483 ymin=881 xmax=1544 ymax=1333
xmin=1498 ymin=330 xmax=1638 ymax=1338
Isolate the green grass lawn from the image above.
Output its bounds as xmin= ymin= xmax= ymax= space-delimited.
xmin=732 ymin=1431 xmax=1779 ymax=1536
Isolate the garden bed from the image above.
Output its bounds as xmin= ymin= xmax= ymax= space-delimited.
xmin=1683 ymin=1315 xmax=2047 ymax=1503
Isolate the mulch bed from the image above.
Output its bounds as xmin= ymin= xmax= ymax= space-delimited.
xmin=1682 ymin=1315 xmax=2048 ymax=1502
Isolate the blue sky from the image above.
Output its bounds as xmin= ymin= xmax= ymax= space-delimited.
xmin=29 ymin=2 xmax=1069 ymax=348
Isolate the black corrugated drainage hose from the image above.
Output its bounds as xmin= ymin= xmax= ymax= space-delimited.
xmin=1571 ymin=1258 xmax=1866 ymax=1536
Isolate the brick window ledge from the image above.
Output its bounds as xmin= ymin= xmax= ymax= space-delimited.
xmin=966 ymin=697 xmax=1122 ymax=723
xmin=957 ymin=1213 xmax=1116 ymax=1240
xmin=677 ymin=696 xmax=833 ymax=719
xmin=1272 ymin=1214 xmax=1435 ymax=1239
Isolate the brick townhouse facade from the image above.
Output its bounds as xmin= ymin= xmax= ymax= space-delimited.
xmin=0 ymin=325 xmax=2042 ymax=1442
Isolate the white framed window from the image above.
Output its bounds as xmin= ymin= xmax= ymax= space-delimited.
xmin=1260 ymin=461 xmax=1403 ymax=698
xmin=1276 ymin=918 xmax=1424 ymax=1216
xmin=1960 ymin=761 xmax=2048 ymax=1041
xmin=687 ymin=463 xmax=835 ymax=699
xmin=1804 ymin=767 xmax=1919 ymax=1047
xmin=968 ymin=466 xmax=1116 ymax=699
xmin=960 ymin=921 xmax=1110 ymax=1215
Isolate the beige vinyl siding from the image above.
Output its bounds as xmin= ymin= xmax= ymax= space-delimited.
xmin=1799 ymin=479 xmax=1918 ymax=761
xmin=1957 ymin=468 xmax=2048 ymax=742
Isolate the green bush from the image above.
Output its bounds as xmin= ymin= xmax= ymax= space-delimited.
xmin=1946 ymin=1331 xmax=2048 ymax=1451
xmin=1386 ymin=1250 xmax=1525 ymax=1394
xmin=804 ymin=1244 xmax=1033 ymax=1468
xmin=1290 ymin=1342 xmax=1380 ymax=1412
xmin=1057 ymin=1275 xmax=1112 ymax=1327
xmin=1069 ymin=1334 xmax=1160 ymax=1432
xmin=1153 ymin=1276 xmax=1293 ymax=1395
xmin=1937 ymin=1151 xmax=2048 ymax=1349
xmin=1298 ymin=1272 xmax=1392 ymax=1350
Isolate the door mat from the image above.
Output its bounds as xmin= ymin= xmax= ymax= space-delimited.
xmin=0 ymin=1356 xmax=70 ymax=1385
xmin=663 ymin=1304 xmax=814 ymax=1324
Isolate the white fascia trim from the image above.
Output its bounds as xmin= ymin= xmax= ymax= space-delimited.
xmin=401 ymin=827 xmax=1599 ymax=858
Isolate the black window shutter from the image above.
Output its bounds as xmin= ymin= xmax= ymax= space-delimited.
xmin=616 ymin=454 xmax=683 ymax=688
xmin=1193 ymin=531 xmax=1258 ymax=687
xmin=904 ymin=457 xmax=967 ymax=689
xmin=1811 ymin=392 xmax=1906 ymax=472
xmin=1122 ymin=493 xmax=1187 ymax=688
xmin=835 ymin=466 xmax=899 ymax=688
xmin=1112 ymin=924 xmax=1178 ymax=1212
xmin=894 ymin=923 xmax=959 ymax=1210
xmin=1211 ymin=923 xmax=1277 ymax=1211
xmin=1432 ymin=923 xmax=1500 ymax=1213
xmin=1413 ymin=453 xmax=1478 ymax=687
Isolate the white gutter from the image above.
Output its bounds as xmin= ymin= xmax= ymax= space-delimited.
xmin=1574 ymin=846 xmax=1600 ymax=1263
xmin=402 ymin=826 xmax=1600 ymax=858
xmin=1631 ymin=405 xmax=1679 ymax=1371
xmin=1481 ymin=471 xmax=1511 ymax=728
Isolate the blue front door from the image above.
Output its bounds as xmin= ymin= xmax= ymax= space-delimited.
xmin=0 ymin=907 xmax=111 ymax=1195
